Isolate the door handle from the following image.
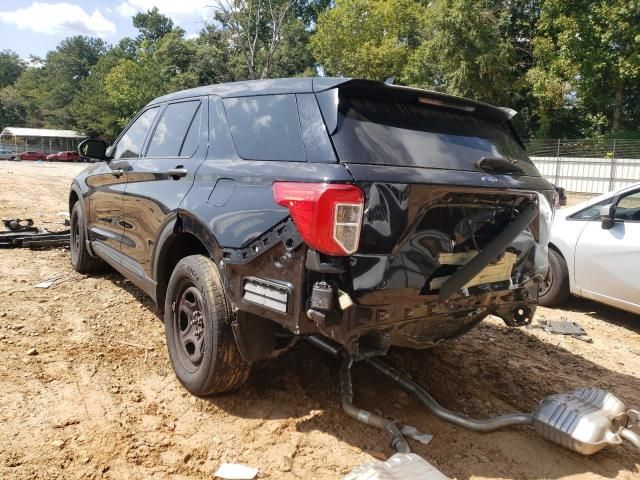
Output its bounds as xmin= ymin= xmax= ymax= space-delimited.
xmin=111 ymin=169 xmax=124 ymax=177
xmin=166 ymin=167 xmax=188 ymax=179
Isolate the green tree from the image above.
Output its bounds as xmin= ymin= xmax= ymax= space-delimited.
xmin=133 ymin=7 xmax=175 ymax=44
xmin=72 ymin=48 xmax=126 ymax=137
xmin=105 ymin=55 xmax=168 ymax=129
xmin=312 ymin=0 xmax=423 ymax=80
xmin=154 ymin=30 xmax=199 ymax=90
xmin=212 ymin=0 xmax=316 ymax=79
xmin=312 ymin=0 xmax=515 ymax=104
xmin=189 ymin=25 xmax=234 ymax=84
xmin=14 ymin=36 xmax=106 ymax=128
xmin=14 ymin=67 xmax=46 ymax=127
xmin=0 ymin=85 xmax=26 ymax=129
xmin=530 ymin=0 xmax=640 ymax=136
xmin=406 ymin=0 xmax=516 ymax=104
xmin=0 ymin=50 xmax=25 ymax=88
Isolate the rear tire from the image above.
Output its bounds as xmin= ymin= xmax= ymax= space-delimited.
xmin=538 ymin=248 xmax=570 ymax=307
xmin=164 ymin=255 xmax=251 ymax=396
xmin=70 ymin=202 xmax=105 ymax=274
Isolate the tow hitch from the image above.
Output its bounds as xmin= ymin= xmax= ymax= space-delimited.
xmin=307 ymin=335 xmax=640 ymax=457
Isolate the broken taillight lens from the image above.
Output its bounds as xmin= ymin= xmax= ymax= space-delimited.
xmin=272 ymin=182 xmax=364 ymax=256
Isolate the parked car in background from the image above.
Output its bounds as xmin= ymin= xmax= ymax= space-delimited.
xmin=14 ymin=151 xmax=47 ymax=161
xmin=0 ymin=149 xmax=15 ymax=160
xmin=540 ymin=183 xmax=640 ymax=314
xmin=47 ymin=151 xmax=81 ymax=162
xmin=71 ymin=78 xmax=554 ymax=397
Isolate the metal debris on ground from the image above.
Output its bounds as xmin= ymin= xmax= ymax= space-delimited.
xmin=213 ymin=463 xmax=258 ymax=479
xmin=530 ymin=317 xmax=593 ymax=343
xmin=35 ymin=274 xmax=67 ymax=289
xmin=343 ymin=453 xmax=449 ymax=480
xmin=0 ymin=218 xmax=70 ymax=249
xmin=2 ymin=218 xmax=36 ymax=232
xmin=400 ymin=425 xmax=433 ymax=445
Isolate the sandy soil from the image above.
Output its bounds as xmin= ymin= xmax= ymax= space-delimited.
xmin=0 ymin=160 xmax=639 ymax=479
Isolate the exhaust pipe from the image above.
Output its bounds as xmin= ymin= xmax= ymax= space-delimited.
xmin=366 ymin=357 xmax=534 ymax=432
xmin=308 ymin=335 xmax=410 ymax=453
xmin=307 ymin=335 xmax=640 ymax=456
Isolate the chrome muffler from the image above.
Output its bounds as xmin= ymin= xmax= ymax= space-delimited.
xmin=531 ymin=387 xmax=640 ymax=455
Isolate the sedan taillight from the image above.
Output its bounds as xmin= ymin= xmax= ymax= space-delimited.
xmin=272 ymin=182 xmax=364 ymax=256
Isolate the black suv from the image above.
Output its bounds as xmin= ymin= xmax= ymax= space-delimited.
xmin=72 ymin=78 xmax=554 ymax=396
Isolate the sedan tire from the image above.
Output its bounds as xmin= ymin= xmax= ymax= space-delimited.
xmin=164 ymin=255 xmax=251 ymax=396
xmin=538 ymin=248 xmax=570 ymax=307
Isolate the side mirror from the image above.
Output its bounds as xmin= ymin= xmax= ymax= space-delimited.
xmin=599 ymin=203 xmax=616 ymax=230
xmin=78 ymin=139 xmax=109 ymax=161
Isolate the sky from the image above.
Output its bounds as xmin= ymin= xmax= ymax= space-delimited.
xmin=0 ymin=1 xmax=211 ymax=59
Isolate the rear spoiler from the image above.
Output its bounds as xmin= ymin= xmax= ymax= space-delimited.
xmin=313 ymin=78 xmax=524 ymax=147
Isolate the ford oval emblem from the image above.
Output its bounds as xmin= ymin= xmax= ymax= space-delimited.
xmin=481 ymin=175 xmax=500 ymax=183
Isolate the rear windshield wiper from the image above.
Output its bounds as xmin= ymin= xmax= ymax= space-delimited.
xmin=475 ymin=157 xmax=524 ymax=175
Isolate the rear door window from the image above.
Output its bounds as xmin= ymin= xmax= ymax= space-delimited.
xmin=331 ymin=96 xmax=539 ymax=175
xmin=223 ymin=95 xmax=306 ymax=161
xmin=147 ymin=100 xmax=201 ymax=158
xmin=113 ymin=107 xmax=159 ymax=159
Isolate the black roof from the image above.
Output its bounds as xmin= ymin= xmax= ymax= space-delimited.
xmin=149 ymin=77 xmax=348 ymax=104
xmin=148 ymin=77 xmax=514 ymax=122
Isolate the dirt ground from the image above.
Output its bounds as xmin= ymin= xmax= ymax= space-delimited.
xmin=0 ymin=160 xmax=639 ymax=480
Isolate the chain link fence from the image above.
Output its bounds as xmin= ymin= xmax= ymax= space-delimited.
xmin=525 ymin=139 xmax=640 ymax=197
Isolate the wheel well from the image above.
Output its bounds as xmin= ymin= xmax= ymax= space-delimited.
xmin=156 ymin=232 xmax=210 ymax=310
xmin=69 ymin=190 xmax=79 ymax=213
xmin=549 ymin=242 xmax=564 ymax=259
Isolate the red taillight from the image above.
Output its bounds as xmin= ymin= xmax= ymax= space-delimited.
xmin=273 ymin=182 xmax=364 ymax=256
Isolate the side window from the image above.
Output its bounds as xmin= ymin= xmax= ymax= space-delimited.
xmin=570 ymin=200 xmax=608 ymax=221
xmin=113 ymin=107 xmax=159 ymax=159
xmin=615 ymin=190 xmax=640 ymax=221
xmin=179 ymin=104 xmax=202 ymax=157
xmin=223 ymin=94 xmax=306 ymax=161
xmin=147 ymin=101 xmax=201 ymax=158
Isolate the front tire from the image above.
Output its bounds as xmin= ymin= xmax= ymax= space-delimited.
xmin=164 ymin=255 xmax=251 ymax=396
xmin=70 ymin=202 xmax=105 ymax=273
xmin=538 ymin=248 xmax=570 ymax=307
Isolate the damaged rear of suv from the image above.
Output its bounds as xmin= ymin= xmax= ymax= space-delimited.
xmin=71 ymin=78 xmax=554 ymax=397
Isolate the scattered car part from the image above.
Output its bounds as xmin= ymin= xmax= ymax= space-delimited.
xmin=308 ymin=335 xmax=640 ymax=456
xmin=343 ymin=453 xmax=449 ymax=480
xmin=0 ymin=229 xmax=70 ymax=248
xmin=1 ymin=217 xmax=70 ymax=248
xmin=400 ymin=425 xmax=433 ymax=445
xmin=530 ymin=317 xmax=592 ymax=342
xmin=2 ymin=218 xmax=36 ymax=232
xmin=213 ymin=462 xmax=258 ymax=480
xmin=306 ymin=335 xmax=410 ymax=454
xmin=34 ymin=274 xmax=66 ymax=289
xmin=532 ymin=388 xmax=640 ymax=455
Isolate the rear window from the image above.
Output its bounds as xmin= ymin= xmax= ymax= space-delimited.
xmin=331 ymin=96 xmax=539 ymax=175
xmin=223 ymin=95 xmax=305 ymax=161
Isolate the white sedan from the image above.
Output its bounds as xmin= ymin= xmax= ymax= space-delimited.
xmin=539 ymin=183 xmax=640 ymax=314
